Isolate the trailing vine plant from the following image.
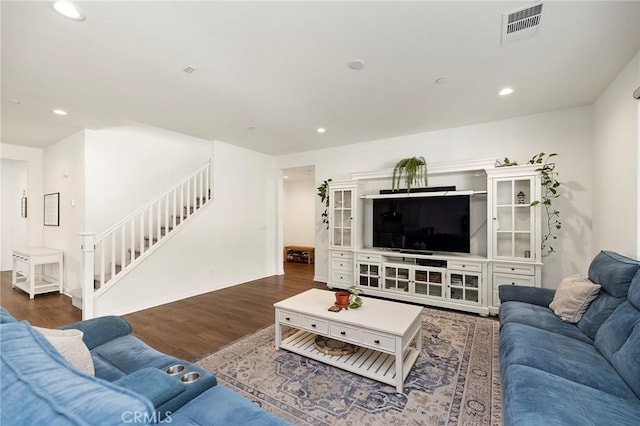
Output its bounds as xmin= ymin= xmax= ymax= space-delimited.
xmin=317 ymin=179 xmax=332 ymax=229
xmin=497 ymin=152 xmax=561 ymax=257
xmin=392 ymin=156 xmax=428 ymax=192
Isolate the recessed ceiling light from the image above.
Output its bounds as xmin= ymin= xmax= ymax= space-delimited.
xmin=9 ymin=99 xmax=20 ymax=105
xmin=499 ymin=87 xmax=514 ymax=96
xmin=247 ymin=126 xmax=256 ymax=131
xmin=53 ymin=109 xmax=68 ymax=116
xmin=435 ymin=77 xmax=448 ymax=84
xmin=316 ymin=128 xmax=326 ymax=133
xmin=283 ymin=175 xmax=289 ymax=179
xmin=52 ymin=2 xmax=85 ymax=21
xmin=182 ymin=66 xmax=197 ymax=74
xmin=348 ymin=59 xmax=366 ymax=70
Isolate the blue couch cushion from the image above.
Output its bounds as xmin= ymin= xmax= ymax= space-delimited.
xmin=0 ymin=321 xmax=155 ymax=426
xmin=594 ymin=272 xmax=640 ymax=400
xmin=0 ymin=307 xmax=17 ymax=324
xmin=91 ymin=334 xmax=218 ymax=416
xmin=502 ymin=364 xmax=640 ymax=426
xmin=500 ymin=322 xmax=637 ymax=400
xmin=59 ymin=315 xmax=132 ymax=350
xmin=499 ymin=301 xmax=592 ymax=344
xmin=166 ymin=385 xmax=291 ymax=425
xmin=577 ymin=251 xmax=640 ymax=340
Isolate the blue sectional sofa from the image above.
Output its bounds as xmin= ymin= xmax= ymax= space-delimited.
xmin=0 ymin=308 xmax=288 ymax=425
xmin=499 ymin=251 xmax=640 ymax=425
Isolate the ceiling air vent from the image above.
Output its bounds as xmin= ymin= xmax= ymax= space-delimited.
xmin=501 ymin=3 xmax=543 ymax=45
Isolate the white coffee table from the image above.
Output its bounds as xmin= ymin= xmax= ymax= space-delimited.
xmin=274 ymin=288 xmax=423 ymax=392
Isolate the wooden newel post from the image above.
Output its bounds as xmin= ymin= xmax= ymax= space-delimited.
xmin=80 ymin=232 xmax=96 ymax=320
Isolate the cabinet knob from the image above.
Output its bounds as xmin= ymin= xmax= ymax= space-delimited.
xmin=285 ymin=317 xmax=290 ymax=321
xmin=340 ymin=331 xmax=346 ymax=336
xmin=511 ymin=267 xmax=515 ymax=271
xmin=374 ymin=339 xmax=380 ymax=344
xmin=340 ymin=263 xmax=343 ymax=267
xmin=311 ymin=324 xmax=316 ymax=328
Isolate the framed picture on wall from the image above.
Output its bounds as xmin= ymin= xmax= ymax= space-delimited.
xmin=44 ymin=192 xmax=60 ymax=226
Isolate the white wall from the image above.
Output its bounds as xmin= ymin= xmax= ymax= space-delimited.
xmin=42 ymin=131 xmax=86 ymax=292
xmin=95 ymin=140 xmax=278 ymax=316
xmin=593 ymin=52 xmax=639 ymax=259
xmin=277 ymin=105 xmax=594 ymax=288
xmin=1 ymin=159 xmax=28 ymax=270
xmin=0 ymin=143 xmax=44 ymax=253
xmin=283 ymin=179 xmax=315 ymax=247
xmin=84 ymin=124 xmax=212 ymax=234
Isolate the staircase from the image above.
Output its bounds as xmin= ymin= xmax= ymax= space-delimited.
xmin=79 ymin=160 xmax=212 ymax=319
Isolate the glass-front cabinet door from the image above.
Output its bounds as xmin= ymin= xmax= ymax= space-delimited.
xmin=383 ymin=265 xmax=410 ymax=293
xmin=448 ymin=271 xmax=480 ymax=305
xmin=413 ymin=267 xmax=445 ymax=300
xmin=331 ymin=189 xmax=353 ymax=248
xmin=493 ymin=177 xmax=535 ymax=260
xmin=357 ymin=262 xmax=380 ymax=289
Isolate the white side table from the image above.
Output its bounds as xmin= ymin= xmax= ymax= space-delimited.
xmin=12 ymin=247 xmax=64 ymax=299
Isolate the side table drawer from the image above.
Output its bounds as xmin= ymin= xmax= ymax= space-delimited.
xmin=356 ymin=253 xmax=382 ymax=262
xmin=302 ymin=316 xmax=329 ymax=335
xmin=330 ymin=323 xmax=361 ymax=344
xmin=361 ymin=330 xmax=395 ymax=352
xmin=278 ymin=310 xmax=302 ymax=327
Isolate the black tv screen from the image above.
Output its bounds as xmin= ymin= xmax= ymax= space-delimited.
xmin=372 ymin=195 xmax=470 ymax=254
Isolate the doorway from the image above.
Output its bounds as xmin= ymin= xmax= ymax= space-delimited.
xmin=1 ymin=159 xmax=29 ymax=270
xmin=282 ymin=166 xmax=315 ymax=275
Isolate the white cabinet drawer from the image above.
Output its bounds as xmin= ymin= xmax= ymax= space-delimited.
xmin=278 ymin=310 xmax=302 ymax=327
xmin=331 ymin=258 xmax=353 ymax=271
xmin=361 ymin=330 xmax=395 ymax=352
xmin=493 ymin=263 xmax=535 ymax=275
xmin=330 ymin=323 xmax=361 ymax=344
xmin=493 ymin=273 xmax=535 ymax=290
xmin=448 ymin=261 xmax=482 ymax=272
xmin=356 ymin=253 xmax=382 ymax=262
xmin=331 ymin=271 xmax=353 ymax=284
xmin=302 ymin=316 xmax=329 ymax=335
xmin=331 ymin=250 xmax=354 ymax=259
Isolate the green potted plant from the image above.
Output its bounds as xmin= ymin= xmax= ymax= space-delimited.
xmin=392 ymin=156 xmax=428 ymax=192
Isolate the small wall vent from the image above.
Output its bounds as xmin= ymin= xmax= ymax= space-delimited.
xmin=501 ymin=3 xmax=543 ymax=45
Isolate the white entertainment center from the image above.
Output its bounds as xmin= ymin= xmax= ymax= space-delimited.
xmin=326 ymin=159 xmax=543 ymax=316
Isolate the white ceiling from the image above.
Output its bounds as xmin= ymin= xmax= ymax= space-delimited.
xmin=2 ymin=1 xmax=639 ymax=155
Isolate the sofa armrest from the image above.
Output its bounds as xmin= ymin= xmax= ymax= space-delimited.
xmin=114 ymin=367 xmax=185 ymax=408
xmin=499 ymin=285 xmax=556 ymax=307
xmin=58 ymin=316 xmax=132 ymax=350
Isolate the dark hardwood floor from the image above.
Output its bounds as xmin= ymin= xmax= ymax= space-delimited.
xmin=1 ymin=262 xmax=324 ymax=361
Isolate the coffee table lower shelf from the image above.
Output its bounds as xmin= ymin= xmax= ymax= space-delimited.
xmin=280 ymin=329 xmax=419 ymax=391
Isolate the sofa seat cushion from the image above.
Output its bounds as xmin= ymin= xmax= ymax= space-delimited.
xmin=499 ymin=301 xmax=592 ymax=344
xmin=500 ymin=322 xmax=637 ymax=400
xmin=502 ymin=364 xmax=640 ymax=426
xmin=1 ymin=321 xmax=155 ymax=426
xmin=165 ymin=385 xmax=291 ymax=425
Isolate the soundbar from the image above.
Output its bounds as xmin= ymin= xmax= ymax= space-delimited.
xmin=380 ymin=185 xmax=456 ymax=194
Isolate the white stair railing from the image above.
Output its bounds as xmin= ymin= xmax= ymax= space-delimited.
xmin=81 ymin=160 xmax=211 ymax=319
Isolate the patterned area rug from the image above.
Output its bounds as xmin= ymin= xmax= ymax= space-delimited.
xmin=197 ymin=308 xmax=502 ymax=425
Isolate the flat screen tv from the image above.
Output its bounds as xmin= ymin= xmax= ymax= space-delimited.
xmin=372 ymin=195 xmax=470 ymax=254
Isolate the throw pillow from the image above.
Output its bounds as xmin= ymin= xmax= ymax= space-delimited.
xmin=549 ymin=274 xmax=601 ymax=323
xmin=34 ymin=326 xmax=95 ymax=376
